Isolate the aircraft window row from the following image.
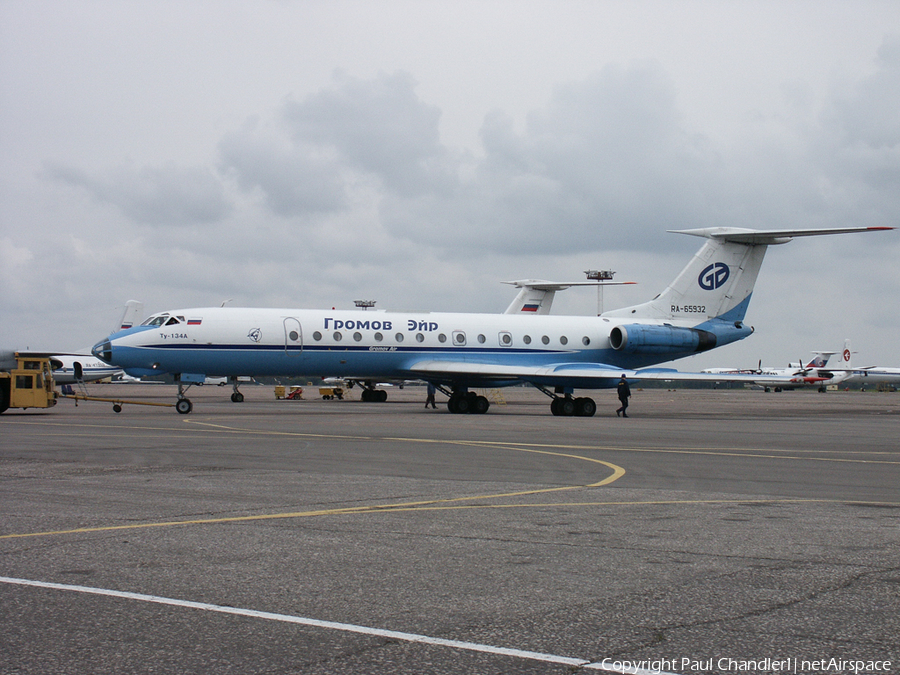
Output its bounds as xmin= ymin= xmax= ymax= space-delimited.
xmin=308 ymin=331 xmax=592 ymax=347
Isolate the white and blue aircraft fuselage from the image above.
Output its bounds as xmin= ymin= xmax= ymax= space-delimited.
xmin=92 ymin=226 xmax=893 ymax=415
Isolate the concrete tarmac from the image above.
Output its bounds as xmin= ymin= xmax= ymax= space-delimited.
xmin=1 ymin=384 xmax=898 ymax=674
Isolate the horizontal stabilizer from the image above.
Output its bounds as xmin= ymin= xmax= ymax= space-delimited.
xmin=669 ymin=226 xmax=894 ymax=245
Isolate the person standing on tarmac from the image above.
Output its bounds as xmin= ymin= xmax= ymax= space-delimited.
xmin=616 ymin=374 xmax=631 ymax=417
xmin=425 ymin=382 xmax=437 ymax=409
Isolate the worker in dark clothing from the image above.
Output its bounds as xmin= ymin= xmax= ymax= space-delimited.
xmin=616 ymin=374 xmax=631 ymax=417
xmin=425 ymin=382 xmax=437 ymax=409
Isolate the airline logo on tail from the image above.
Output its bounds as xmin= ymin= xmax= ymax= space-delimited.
xmin=698 ymin=263 xmax=730 ymax=290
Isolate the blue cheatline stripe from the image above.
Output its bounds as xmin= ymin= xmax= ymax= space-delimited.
xmin=0 ymin=576 xmax=681 ymax=674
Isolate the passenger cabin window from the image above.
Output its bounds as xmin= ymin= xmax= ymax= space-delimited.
xmin=453 ymin=331 xmax=466 ymax=346
xmin=499 ymin=332 xmax=512 ymax=346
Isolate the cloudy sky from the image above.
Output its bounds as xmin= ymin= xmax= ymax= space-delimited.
xmin=2 ymin=0 xmax=899 ymax=370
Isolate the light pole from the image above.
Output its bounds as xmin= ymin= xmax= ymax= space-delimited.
xmin=584 ymin=269 xmax=615 ymax=315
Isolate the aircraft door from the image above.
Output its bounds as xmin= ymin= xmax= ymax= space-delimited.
xmin=284 ymin=318 xmax=303 ymax=356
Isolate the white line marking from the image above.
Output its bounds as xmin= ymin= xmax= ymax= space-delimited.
xmin=1 ymin=576 xmax=680 ymax=674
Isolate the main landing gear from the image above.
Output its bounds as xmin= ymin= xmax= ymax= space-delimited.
xmin=538 ymin=386 xmax=596 ymax=417
xmin=360 ymin=387 xmax=388 ymax=402
xmin=445 ymin=389 xmax=490 ymax=414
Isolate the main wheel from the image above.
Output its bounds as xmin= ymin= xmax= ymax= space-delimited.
xmin=449 ymin=394 xmax=470 ymax=414
xmin=472 ymin=395 xmax=490 ymax=414
xmin=176 ymin=398 xmax=193 ymax=414
xmin=558 ymin=398 xmax=576 ymax=416
xmin=575 ymin=397 xmax=596 ymax=417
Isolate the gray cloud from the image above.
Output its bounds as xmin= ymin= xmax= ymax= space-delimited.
xmin=218 ymin=120 xmax=347 ymax=217
xmin=43 ymin=161 xmax=231 ymax=226
xmin=282 ymin=71 xmax=456 ymax=198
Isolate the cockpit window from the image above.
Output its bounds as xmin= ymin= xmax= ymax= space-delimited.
xmin=142 ymin=314 xmax=170 ymax=327
xmin=165 ymin=316 xmax=181 ymax=326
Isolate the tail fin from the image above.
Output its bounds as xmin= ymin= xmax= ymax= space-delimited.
xmin=831 ymin=339 xmax=853 ymax=369
xmin=114 ymin=300 xmax=144 ymax=333
xmin=503 ymin=281 xmax=560 ymax=315
xmin=806 ymin=351 xmax=837 ymax=369
xmin=603 ymin=227 xmax=892 ymax=324
xmin=502 ymin=279 xmax=636 ymax=315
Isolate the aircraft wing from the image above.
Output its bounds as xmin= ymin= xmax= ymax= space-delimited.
xmin=407 ymin=360 xmax=803 ymax=387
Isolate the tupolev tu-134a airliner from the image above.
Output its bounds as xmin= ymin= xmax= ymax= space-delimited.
xmin=92 ymin=226 xmax=893 ymax=416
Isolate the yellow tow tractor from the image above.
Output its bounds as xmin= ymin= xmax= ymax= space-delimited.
xmin=0 ymin=353 xmax=58 ymax=413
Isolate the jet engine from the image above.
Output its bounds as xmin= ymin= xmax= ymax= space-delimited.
xmin=609 ymin=324 xmax=717 ymax=355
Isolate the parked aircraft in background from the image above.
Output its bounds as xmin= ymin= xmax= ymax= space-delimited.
xmin=818 ymin=339 xmax=900 ymax=388
xmin=52 ymin=301 xmax=145 ymax=385
xmin=92 ymin=226 xmax=892 ymax=416
xmin=502 ymin=279 xmax=636 ymax=315
xmin=702 ymin=339 xmax=854 ymax=392
xmin=851 ymin=366 xmax=900 ymax=386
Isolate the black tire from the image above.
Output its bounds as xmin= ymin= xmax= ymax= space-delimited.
xmin=575 ymin=397 xmax=596 ymax=417
xmin=176 ymin=398 xmax=193 ymax=414
xmin=559 ymin=398 xmax=576 ymax=416
xmin=231 ymin=392 xmax=244 ymax=403
xmin=473 ymin=395 xmax=490 ymax=414
xmin=113 ymin=404 xmax=122 ymax=413
xmin=449 ymin=394 xmax=469 ymax=414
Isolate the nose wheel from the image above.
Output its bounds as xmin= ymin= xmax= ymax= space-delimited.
xmin=176 ymin=380 xmax=194 ymax=414
xmin=231 ymin=380 xmax=244 ymax=403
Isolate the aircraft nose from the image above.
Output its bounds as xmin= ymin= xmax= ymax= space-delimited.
xmin=92 ymin=339 xmax=112 ymax=364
